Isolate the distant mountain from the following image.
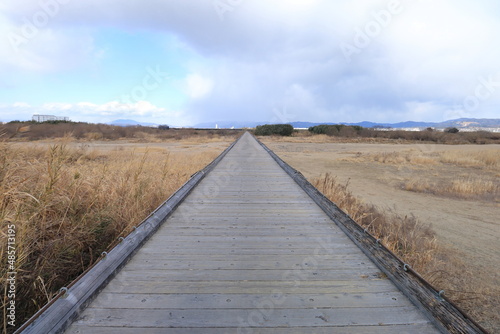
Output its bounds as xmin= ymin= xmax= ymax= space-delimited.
xmin=290 ymin=121 xmax=388 ymax=128
xmin=436 ymin=118 xmax=500 ymax=128
xmin=290 ymin=118 xmax=500 ymax=129
xmin=118 ymin=118 xmax=499 ymax=130
xmin=109 ymin=119 xmax=159 ymax=127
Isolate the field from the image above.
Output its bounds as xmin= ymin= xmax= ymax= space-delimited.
xmin=1 ymin=127 xmax=499 ymax=332
xmin=262 ymin=135 xmax=500 ymax=332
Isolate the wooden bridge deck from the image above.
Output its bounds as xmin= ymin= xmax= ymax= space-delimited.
xmin=59 ymin=132 xmax=439 ymax=333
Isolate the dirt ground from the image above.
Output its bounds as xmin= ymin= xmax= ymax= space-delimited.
xmin=262 ymin=139 xmax=500 ymax=323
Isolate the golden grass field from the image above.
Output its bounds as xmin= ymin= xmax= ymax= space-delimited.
xmin=262 ymin=135 xmax=500 ymax=332
xmin=1 ymin=130 xmax=499 ymax=332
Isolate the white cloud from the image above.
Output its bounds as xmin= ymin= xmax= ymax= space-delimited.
xmin=185 ymin=74 xmax=214 ymax=99
xmin=13 ymin=102 xmax=31 ymax=108
xmin=0 ymin=8 xmax=95 ymax=73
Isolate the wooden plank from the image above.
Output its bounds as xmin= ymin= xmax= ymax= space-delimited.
xmin=128 ymin=253 xmax=367 ymax=261
xmin=143 ymin=235 xmax=350 ymax=242
xmin=166 ymin=215 xmax=332 ymax=221
xmin=135 ymin=247 xmax=361 ymax=255
xmin=118 ymin=260 xmax=375 ymax=270
xmin=101 ymin=280 xmax=400 ymax=294
xmin=151 ymin=230 xmax=345 ymax=237
xmin=88 ymin=291 xmax=414 ymax=309
xmin=107 ymin=268 xmax=387 ymax=281
xmin=67 ymin=324 xmax=440 ymax=334
xmin=67 ymin=307 xmax=431 ymax=328
xmin=137 ymin=242 xmax=358 ymax=250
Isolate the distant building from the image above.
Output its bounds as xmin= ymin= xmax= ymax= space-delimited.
xmin=32 ymin=114 xmax=70 ymax=122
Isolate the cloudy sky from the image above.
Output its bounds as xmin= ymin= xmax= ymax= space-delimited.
xmin=1 ymin=0 xmax=499 ymax=126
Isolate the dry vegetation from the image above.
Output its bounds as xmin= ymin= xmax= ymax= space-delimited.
xmin=344 ymin=149 xmax=500 ymax=201
xmin=0 ymin=135 xmax=227 ymax=332
xmin=313 ymin=174 xmax=438 ymax=273
xmin=312 ymin=174 xmax=499 ymax=331
xmin=3 ymin=121 xmax=241 ymax=142
xmin=261 ymin=128 xmax=500 ymax=144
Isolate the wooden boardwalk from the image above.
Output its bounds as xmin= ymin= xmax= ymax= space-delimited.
xmin=58 ymin=132 xmax=438 ymax=333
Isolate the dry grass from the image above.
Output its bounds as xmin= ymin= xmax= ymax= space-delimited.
xmin=0 ymin=138 xmax=221 ymax=332
xmin=3 ymin=122 xmax=241 ymax=142
xmin=439 ymin=149 xmax=499 ymax=168
xmin=258 ymin=133 xmax=399 ymax=144
xmin=312 ymin=174 xmax=438 ymax=273
xmin=404 ymin=176 xmax=499 ymax=201
xmin=348 ymin=148 xmax=499 ymax=168
xmin=346 ymin=148 xmax=500 ymax=200
xmin=312 ymin=173 xmax=500 ymax=331
xmin=259 ymin=129 xmax=500 ymax=144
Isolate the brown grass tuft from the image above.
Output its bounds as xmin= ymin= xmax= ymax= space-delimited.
xmin=439 ymin=149 xmax=499 ymax=168
xmin=346 ymin=148 xmax=500 ymax=201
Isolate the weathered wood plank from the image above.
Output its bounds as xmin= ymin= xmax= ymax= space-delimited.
xmin=67 ymin=324 xmax=440 ymax=334
xmin=137 ymin=243 xmax=358 ymax=251
xmin=101 ymin=280 xmax=401 ymax=294
xmin=68 ymin=307 xmax=431 ymax=328
xmin=135 ymin=247 xmax=361 ymax=255
xmin=128 ymin=253 xmax=366 ymax=261
xmin=144 ymin=235 xmax=350 ymax=242
xmin=109 ymin=268 xmax=383 ymax=281
xmin=88 ymin=291 xmax=414 ymax=309
xmin=118 ymin=260 xmax=377 ymax=270
xmin=151 ymin=226 xmax=339 ymax=233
